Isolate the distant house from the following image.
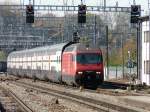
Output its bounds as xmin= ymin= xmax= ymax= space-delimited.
xmin=141 ymin=16 xmax=150 ymax=85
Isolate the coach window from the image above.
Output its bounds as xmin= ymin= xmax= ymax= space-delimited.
xmin=37 ymin=66 xmax=40 ymax=70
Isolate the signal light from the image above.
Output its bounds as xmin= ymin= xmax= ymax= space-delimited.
xmin=130 ymin=5 xmax=141 ymax=23
xmin=78 ymin=5 xmax=86 ymax=23
xmin=26 ymin=5 xmax=34 ymax=23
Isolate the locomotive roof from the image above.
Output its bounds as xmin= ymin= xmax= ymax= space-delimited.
xmin=64 ymin=43 xmax=101 ymax=52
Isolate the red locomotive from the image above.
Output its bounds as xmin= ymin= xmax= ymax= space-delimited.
xmin=7 ymin=42 xmax=104 ymax=88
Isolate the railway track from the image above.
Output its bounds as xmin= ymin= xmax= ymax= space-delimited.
xmin=0 ymin=86 xmax=34 ymax=112
xmin=101 ymin=81 xmax=129 ymax=89
xmin=0 ymin=75 xmax=140 ymax=99
xmin=23 ymin=79 xmax=132 ymax=96
xmin=11 ymin=80 xmax=148 ymax=112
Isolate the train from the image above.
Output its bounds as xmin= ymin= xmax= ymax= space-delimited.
xmin=7 ymin=42 xmax=104 ymax=88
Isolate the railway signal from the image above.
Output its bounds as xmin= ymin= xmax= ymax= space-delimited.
xmin=26 ymin=5 xmax=34 ymax=23
xmin=78 ymin=5 xmax=86 ymax=23
xmin=130 ymin=5 xmax=141 ymax=23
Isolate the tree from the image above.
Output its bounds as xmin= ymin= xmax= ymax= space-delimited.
xmin=0 ymin=51 xmax=6 ymax=61
xmin=123 ymin=38 xmax=136 ymax=62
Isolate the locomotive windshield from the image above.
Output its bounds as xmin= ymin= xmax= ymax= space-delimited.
xmin=77 ymin=53 xmax=102 ymax=64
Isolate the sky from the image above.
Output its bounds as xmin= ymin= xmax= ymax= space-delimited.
xmin=0 ymin=0 xmax=149 ymax=15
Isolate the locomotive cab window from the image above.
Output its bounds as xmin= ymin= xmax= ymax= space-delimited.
xmin=77 ymin=53 xmax=102 ymax=64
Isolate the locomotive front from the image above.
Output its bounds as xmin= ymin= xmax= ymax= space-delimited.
xmin=62 ymin=43 xmax=104 ymax=88
xmin=75 ymin=50 xmax=104 ymax=88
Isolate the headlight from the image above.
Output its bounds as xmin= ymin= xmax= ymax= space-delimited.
xmin=96 ymin=72 xmax=101 ymax=74
xmin=78 ymin=72 xmax=83 ymax=74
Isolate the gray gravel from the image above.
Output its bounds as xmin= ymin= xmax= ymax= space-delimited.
xmin=0 ymin=82 xmax=98 ymax=112
xmin=19 ymin=79 xmax=150 ymax=111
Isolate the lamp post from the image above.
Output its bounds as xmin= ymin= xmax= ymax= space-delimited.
xmin=128 ymin=50 xmax=132 ymax=74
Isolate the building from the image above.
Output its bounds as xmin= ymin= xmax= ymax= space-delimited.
xmin=141 ymin=16 xmax=150 ymax=85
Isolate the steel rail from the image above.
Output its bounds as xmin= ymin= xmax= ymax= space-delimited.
xmin=1 ymin=86 xmax=34 ymax=112
xmin=12 ymin=81 xmax=148 ymax=112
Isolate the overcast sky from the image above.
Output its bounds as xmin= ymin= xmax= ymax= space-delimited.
xmin=0 ymin=0 xmax=149 ymax=14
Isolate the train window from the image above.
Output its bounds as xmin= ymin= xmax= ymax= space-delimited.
xmin=27 ymin=66 xmax=30 ymax=69
xmin=77 ymin=53 xmax=102 ymax=64
xmin=37 ymin=66 xmax=41 ymax=70
xmin=51 ymin=66 xmax=56 ymax=73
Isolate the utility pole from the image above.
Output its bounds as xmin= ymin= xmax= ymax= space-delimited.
xmin=148 ymin=0 xmax=150 ymax=77
xmin=59 ymin=24 xmax=63 ymax=42
xmin=94 ymin=15 xmax=97 ymax=46
xmin=128 ymin=51 xmax=132 ymax=74
xmin=106 ymin=25 xmax=109 ymax=80
xmin=137 ymin=6 xmax=141 ymax=80
xmin=121 ymin=33 xmax=125 ymax=78
xmin=136 ymin=23 xmax=139 ymax=79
